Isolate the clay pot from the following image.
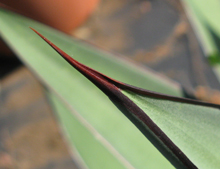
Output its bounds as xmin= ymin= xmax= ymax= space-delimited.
xmin=0 ymin=0 xmax=99 ymax=33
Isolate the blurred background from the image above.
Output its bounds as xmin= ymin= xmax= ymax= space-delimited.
xmin=1 ymin=0 xmax=220 ymax=168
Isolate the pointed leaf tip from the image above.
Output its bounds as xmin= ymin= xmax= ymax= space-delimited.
xmin=30 ymin=28 xmax=125 ymax=98
xmin=31 ymin=29 xmax=220 ymax=169
xmin=29 ymin=28 xmax=220 ymax=109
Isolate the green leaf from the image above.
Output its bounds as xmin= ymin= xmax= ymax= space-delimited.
xmin=182 ymin=0 xmax=220 ymax=90
xmin=47 ymin=91 xmax=129 ymax=169
xmin=0 ymin=9 xmax=185 ymax=169
xmin=182 ymin=0 xmax=217 ymax=57
xmin=183 ymin=0 xmax=220 ymax=60
xmin=32 ymin=28 xmax=220 ymax=169
xmin=123 ymin=90 xmax=220 ymax=169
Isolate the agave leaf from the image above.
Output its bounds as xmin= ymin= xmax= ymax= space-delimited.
xmin=0 ymin=9 xmax=184 ymax=169
xmin=183 ymin=0 xmax=220 ymax=60
xmin=182 ymin=0 xmax=217 ymax=57
xmin=0 ymin=9 xmax=182 ymax=96
xmin=182 ymin=0 xmax=220 ymax=85
xmin=187 ymin=0 xmax=220 ymax=38
xmin=32 ymin=28 xmax=220 ymax=169
xmin=47 ymin=91 xmax=130 ymax=169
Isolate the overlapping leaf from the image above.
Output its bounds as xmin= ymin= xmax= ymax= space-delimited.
xmin=0 ymin=9 xmax=184 ymax=169
xmin=32 ymin=29 xmax=220 ymax=169
xmin=183 ymin=0 xmax=220 ymax=93
xmin=183 ymin=0 xmax=220 ymax=60
xmin=2 ymin=8 xmax=220 ymax=169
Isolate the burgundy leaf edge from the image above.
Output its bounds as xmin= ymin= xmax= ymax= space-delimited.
xmin=30 ymin=28 xmax=220 ymax=109
xmin=31 ymin=27 xmax=220 ymax=168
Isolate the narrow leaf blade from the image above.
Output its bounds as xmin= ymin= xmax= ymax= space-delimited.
xmin=0 ymin=9 xmax=181 ymax=169
xmin=32 ymin=29 xmax=220 ymax=169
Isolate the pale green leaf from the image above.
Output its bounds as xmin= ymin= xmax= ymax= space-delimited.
xmin=183 ymin=0 xmax=220 ymax=59
xmin=30 ymin=27 xmax=220 ymax=169
xmin=182 ymin=0 xmax=220 ymax=88
xmin=0 ymin=9 xmax=185 ymax=169
xmin=122 ymin=89 xmax=220 ymax=169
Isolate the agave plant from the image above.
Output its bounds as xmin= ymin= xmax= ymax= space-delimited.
xmin=1 ymin=7 xmax=220 ymax=169
xmin=183 ymin=0 xmax=220 ymax=83
xmin=32 ymin=28 xmax=220 ymax=169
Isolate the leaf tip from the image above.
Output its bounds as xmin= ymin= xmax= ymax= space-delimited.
xmin=30 ymin=27 xmax=49 ymax=42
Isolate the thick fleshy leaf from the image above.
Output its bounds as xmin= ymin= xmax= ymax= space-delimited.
xmin=123 ymin=90 xmax=220 ymax=169
xmin=182 ymin=0 xmax=217 ymax=58
xmin=0 ymin=9 xmax=186 ymax=169
xmin=182 ymin=0 xmax=220 ymax=91
xmin=183 ymin=0 xmax=220 ymax=58
xmin=32 ymin=28 xmax=220 ymax=169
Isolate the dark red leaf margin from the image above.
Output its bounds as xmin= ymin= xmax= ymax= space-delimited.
xmin=31 ymin=28 xmax=220 ymax=169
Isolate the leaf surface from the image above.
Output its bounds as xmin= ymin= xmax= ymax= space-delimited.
xmin=183 ymin=0 xmax=220 ymax=60
xmin=123 ymin=90 xmax=220 ymax=169
xmin=32 ymin=28 xmax=220 ymax=169
xmin=0 ymin=9 xmax=185 ymax=169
